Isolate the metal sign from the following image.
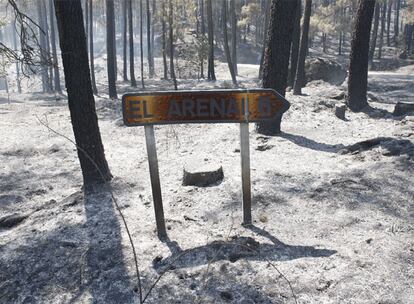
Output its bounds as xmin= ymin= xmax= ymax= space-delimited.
xmin=122 ymin=89 xmax=290 ymax=126
xmin=122 ymin=89 xmax=290 ymax=239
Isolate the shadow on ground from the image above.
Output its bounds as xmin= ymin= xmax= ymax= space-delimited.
xmin=280 ymin=132 xmax=345 ymax=153
xmin=154 ymin=225 xmax=336 ymax=272
xmin=0 ymin=186 xmax=137 ymax=303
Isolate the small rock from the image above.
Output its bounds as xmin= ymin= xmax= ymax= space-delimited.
xmin=152 ymin=255 xmax=163 ymax=265
xmin=366 ymin=238 xmax=373 ymax=244
xmin=234 ymin=148 xmax=240 ymax=153
xmin=189 ymin=282 xmax=197 ymax=290
xmin=184 ymin=215 xmax=196 ymax=221
xmin=256 ymin=144 xmax=274 ymax=151
xmin=331 ymin=92 xmax=346 ymax=100
xmin=220 ymin=290 xmax=233 ymax=301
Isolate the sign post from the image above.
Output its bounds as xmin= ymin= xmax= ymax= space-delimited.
xmin=144 ymin=125 xmax=167 ymax=239
xmin=122 ymin=89 xmax=290 ymax=238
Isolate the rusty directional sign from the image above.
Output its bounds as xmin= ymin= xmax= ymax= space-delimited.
xmin=122 ymin=89 xmax=290 ymax=126
xmin=122 ymin=89 xmax=291 ymax=239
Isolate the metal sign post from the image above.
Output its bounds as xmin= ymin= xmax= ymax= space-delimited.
xmin=144 ymin=125 xmax=167 ymax=239
xmin=122 ymin=89 xmax=290 ymax=238
xmin=240 ymin=122 xmax=252 ymax=225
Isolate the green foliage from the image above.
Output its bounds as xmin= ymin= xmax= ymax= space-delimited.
xmin=311 ymin=0 xmax=353 ymax=36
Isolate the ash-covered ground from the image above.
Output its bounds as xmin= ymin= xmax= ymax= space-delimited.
xmin=0 ymin=58 xmax=413 ymax=303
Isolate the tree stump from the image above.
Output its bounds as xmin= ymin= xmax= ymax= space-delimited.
xmin=393 ymin=102 xmax=414 ymax=116
xmin=182 ymin=161 xmax=224 ymax=187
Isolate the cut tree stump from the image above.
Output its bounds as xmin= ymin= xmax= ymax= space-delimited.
xmin=182 ymin=161 xmax=224 ymax=186
xmin=393 ymin=102 xmax=414 ymax=116
xmin=335 ymin=105 xmax=346 ymax=120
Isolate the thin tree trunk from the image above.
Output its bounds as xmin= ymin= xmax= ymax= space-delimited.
xmin=42 ymin=0 xmax=53 ymax=92
xmin=230 ymin=0 xmax=237 ymax=75
xmin=122 ymin=0 xmax=128 ymax=81
xmin=89 ymin=0 xmax=98 ymax=94
xmin=386 ymin=0 xmax=392 ymax=46
xmin=394 ymin=0 xmax=401 ymax=44
xmin=140 ymin=0 xmax=145 ymax=88
xmin=106 ymin=0 xmax=117 ymax=98
xmin=12 ymin=23 xmax=22 ymax=93
xmin=369 ymin=2 xmax=380 ymax=65
xmin=293 ymin=0 xmax=312 ymax=95
xmin=347 ymin=0 xmax=376 ymax=112
xmin=377 ymin=1 xmax=386 ymax=59
xmin=169 ymin=0 xmax=177 ymax=89
xmin=128 ymin=0 xmax=137 ymax=87
xmin=288 ymin=0 xmax=301 ymax=86
xmin=147 ymin=0 xmax=154 ymax=78
xmin=222 ymin=0 xmax=237 ymax=85
xmin=37 ymin=0 xmax=49 ymax=93
xmin=161 ymin=0 xmax=168 ymax=79
xmin=200 ymin=0 xmax=205 ymax=78
xmin=206 ymin=0 xmax=216 ymax=80
xmin=151 ymin=0 xmax=156 ymax=72
xmin=255 ymin=0 xmax=298 ymax=135
xmin=49 ymin=0 xmax=61 ymax=93
xmin=54 ymin=0 xmax=112 ymax=185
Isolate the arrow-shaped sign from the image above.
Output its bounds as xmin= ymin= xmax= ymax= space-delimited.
xmin=122 ymin=89 xmax=290 ymax=126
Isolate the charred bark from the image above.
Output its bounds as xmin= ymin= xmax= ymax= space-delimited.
xmin=206 ymin=0 xmax=216 ymax=81
xmin=106 ymin=0 xmax=117 ymax=98
xmin=293 ymin=0 xmax=311 ymax=95
xmin=54 ymin=0 xmax=112 ymax=185
xmin=222 ymin=0 xmax=237 ymax=85
xmin=347 ymin=0 xmax=376 ymax=112
xmin=255 ymin=0 xmax=298 ymax=135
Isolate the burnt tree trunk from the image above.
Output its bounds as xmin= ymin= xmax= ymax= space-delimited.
xmin=161 ymin=0 xmax=168 ymax=79
xmin=42 ymin=0 xmax=54 ymax=92
xmin=49 ymin=0 xmax=61 ymax=93
xmin=206 ymin=0 xmax=216 ymax=81
xmin=89 ymin=0 xmax=97 ymax=94
xmin=377 ymin=1 xmax=386 ymax=59
xmin=255 ymin=0 xmax=298 ymax=135
xmin=54 ymin=0 xmax=112 ymax=185
xmin=288 ymin=0 xmax=301 ymax=86
xmin=386 ymin=0 xmax=392 ymax=46
xmin=12 ymin=28 xmax=22 ymax=93
xmin=128 ymin=0 xmax=137 ymax=87
xmin=200 ymin=0 xmax=205 ymax=78
xmin=106 ymin=0 xmax=117 ymax=98
xmin=169 ymin=0 xmax=177 ymax=89
xmin=37 ymin=0 xmax=50 ymax=93
xmin=293 ymin=0 xmax=312 ymax=95
xmin=122 ymin=0 xmax=128 ymax=81
xmin=258 ymin=0 xmax=271 ymax=79
xmin=347 ymin=0 xmax=376 ymax=112
xmin=394 ymin=0 xmax=401 ymax=44
xmin=222 ymin=0 xmax=237 ymax=85
xmin=140 ymin=0 xmax=145 ymax=88
xmin=368 ymin=2 xmax=380 ymax=65
xmin=230 ymin=0 xmax=237 ymax=75
xmin=146 ymin=0 xmax=154 ymax=78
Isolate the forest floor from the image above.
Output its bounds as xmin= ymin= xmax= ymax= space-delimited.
xmin=0 ymin=57 xmax=413 ymax=304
